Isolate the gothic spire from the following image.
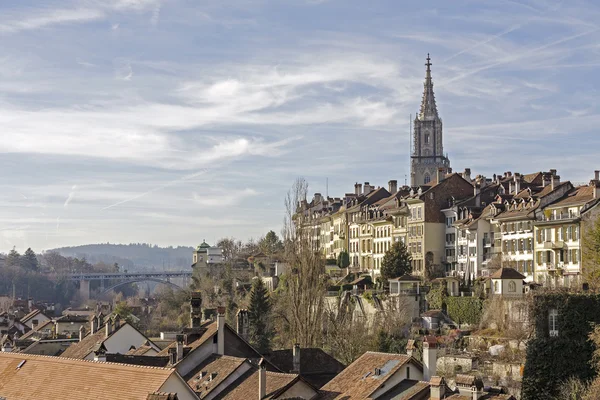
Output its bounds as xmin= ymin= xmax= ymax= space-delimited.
xmin=418 ymin=53 xmax=438 ymax=120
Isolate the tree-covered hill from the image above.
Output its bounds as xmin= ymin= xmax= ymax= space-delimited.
xmin=48 ymin=243 xmax=195 ymax=270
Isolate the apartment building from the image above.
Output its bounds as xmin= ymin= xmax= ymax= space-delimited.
xmin=490 ymin=171 xmax=572 ymax=282
xmin=404 ymin=172 xmax=473 ymax=277
xmin=534 ymin=173 xmax=600 ymax=286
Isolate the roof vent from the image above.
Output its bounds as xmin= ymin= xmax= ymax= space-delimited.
xmin=374 ymin=368 xmax=382 ymax=376
xmin=16 ymin=360 xmax=26 ymax=370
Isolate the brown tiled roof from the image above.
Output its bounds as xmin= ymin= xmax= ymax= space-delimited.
xmin=490 ymin=268 xmax=526 ymax=280
xmin=214 ymin=369 xmax=301 ymax=400
xmin=0 ymin=352 xmax=182 ymax=400
xmin=430 ymin=376 xmax=444 ymax=386
xmin=266 ymin=348 xmax=344 ymax=375
xmin=549 ymin=186 xmax=597 ymax=208
xmin=156 ymin=322 xmax=217 ymax=357
xmin=320 ymin=352 xmax=416 ymax=399
xmin=185 ymin=355 xmax=247 ymax=397
xmin=455 ymin=374 xmax=483 ymax=388
xmin=128 ymin=342 xmax=155 ymax=356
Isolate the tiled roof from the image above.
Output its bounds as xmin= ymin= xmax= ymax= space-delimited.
xmin=156 ymin=322 xmax=217 ymax=357
xmin=389 ymin=275 xmax=421 ymax=282
xmin=490 ymin=268 xmax=526 ymax=280
xmin=320 ymin=352 xmax=415 ymax=399
xmin=18 ymin=320 xmax=53 ymax=340
xmin=185 ymin=355 xmax=248 ymax=397
xmin=266 ymin=348 xmax=345 ymax=376
xmin=128 ymin=342 xmax=155 ymax=356
xmin=147 ymin=393 xmax=179 ymax=400
xmin=549 ymin=186 xmax=597 ymax=208
xmin=0 ymin=352 xmax=181 ymax=400
xmin=214 ymin=369 xmax=300 ymax=400
xmin=59 ymin=322 xmax=147 ymax=359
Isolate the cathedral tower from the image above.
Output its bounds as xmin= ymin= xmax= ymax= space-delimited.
xmin=410 ymin=54 xmax=450 ymax=187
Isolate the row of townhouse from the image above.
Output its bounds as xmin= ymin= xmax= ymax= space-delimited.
xmin=299 ymin=168 xmax=600 ymax=287
xmin=444 ymin=170 xmax=600 ymax=287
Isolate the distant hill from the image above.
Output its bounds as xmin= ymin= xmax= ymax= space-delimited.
xmin=47 ymin=243 xmax=195 ymax=271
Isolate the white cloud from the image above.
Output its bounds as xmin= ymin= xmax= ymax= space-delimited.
xmin=0 ymin=8 xmax=105 ymax=33
xmin=193 ymin=188 xmax=259 ymax=207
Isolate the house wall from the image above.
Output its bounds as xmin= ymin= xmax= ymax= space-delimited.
xmin=56 ymin=321 xmax=87 ymax=337
xmin=175 ymin=340 xmax=214 ymax=377
xmin=369 ymin=363 xmax=424 ymax=398
xmin=277 ymin=380 xmax=318 ymax=399
xmin=103 ymin=324 xmax=152 ymax=355
xmin=159 ymin=374 xmax=200 ymax=400
xmin=25 ymin=313 xmax=51 ymax=329
xmin=424 ymin=222 xmax=445 ymax=267
xmin=437 ymin=356 xmax=475 ymax=375
xmin=491 ymin=278 xmax=523 ymax=297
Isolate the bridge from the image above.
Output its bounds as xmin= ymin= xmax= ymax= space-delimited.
xmin=62 ymin=271 xmax=193 ymax=300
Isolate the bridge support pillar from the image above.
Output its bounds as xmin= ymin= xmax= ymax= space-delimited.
xmin=80 ymin=279 xmax=91 ymax=301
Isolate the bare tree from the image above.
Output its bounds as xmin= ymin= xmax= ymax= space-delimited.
xmin=278 ymin=177 xmax=327 ymax=347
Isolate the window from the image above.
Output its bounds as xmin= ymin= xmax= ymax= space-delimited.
xmin=406 ymin=366 xmax=410 ymax=379
xmin=508 ymin=281 xmax=516 ymax=292
xmin=494 ymin=281 xmax=500 ymax=293
xmin=424 ymin=133 xmax=430 ymax=144
xmin=417 ymin=208 xmax=422 ymax=219
xmin=424 ymin=174 xmax=431 ymax=184
xmin=549 ymin=309 xmax=559 ymax=337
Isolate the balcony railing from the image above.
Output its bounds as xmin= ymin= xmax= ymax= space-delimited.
xmin=543 ymin=241 xmax=564 ymax=249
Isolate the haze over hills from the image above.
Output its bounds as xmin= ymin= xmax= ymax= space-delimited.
xmin=48 ymin=243 xmax=195 ymax=271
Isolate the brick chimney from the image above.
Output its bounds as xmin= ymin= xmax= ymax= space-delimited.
xmin=388 ymin=180 xmax=398 ymax=194
xmin=463 ymin=168 xmax=471 ymax=182
xmin=363 ymin=182 xmax=372 ymax=195
xmin=217 ymin=306 xmax=225 ymax=355
xmin=259 ymin=359 xmax=267 ymax=400
xmin=423 ymin=336 xmax=438 ymax=381
xmin=292 ymin=344 xmax=301 ymax=373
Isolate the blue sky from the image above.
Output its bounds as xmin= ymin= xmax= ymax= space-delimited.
xmin=1 ymin=0 xmax=600 ymax=252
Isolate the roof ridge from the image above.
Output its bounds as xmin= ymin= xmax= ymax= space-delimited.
xmin=364 ymin=351 xmax=409 ymax=357
xmin=0 ymin=352 xmax=176 ymax=372
xmin=265 ymin=370 xmax=299 ymax=377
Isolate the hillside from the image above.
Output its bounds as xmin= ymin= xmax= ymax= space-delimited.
xmin=48 ymin=243 xmax=194 ymax=271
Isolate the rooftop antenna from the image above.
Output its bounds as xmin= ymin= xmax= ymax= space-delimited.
xmin=326 ymin=177 xmax=329 ymax=198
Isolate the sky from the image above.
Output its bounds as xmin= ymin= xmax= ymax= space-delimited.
xmin=1 ymin=0 xmax=600 ymax=253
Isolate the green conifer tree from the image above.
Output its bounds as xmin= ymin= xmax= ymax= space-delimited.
xmin=247 ymin=278 xmax=273 ymax=353
xmin=381 ymin=241 xmax=413 ymax=283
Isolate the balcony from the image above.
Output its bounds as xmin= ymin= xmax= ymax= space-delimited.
xmin=446 ymin=256 xmax=455 ymax=263
xmin=483 ymin=238 xmax=492 ymax=247
xmin=543 ymin=241 xmax=564 ymax=249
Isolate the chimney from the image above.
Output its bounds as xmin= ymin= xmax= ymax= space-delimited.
xmin=406 ymin=339 xmax=416 ymax=358
xmin=176 ymin=334 xmax=184 ymax=362
xmin=354 ymin=183 xmax=362 ymax=196
xmin=595 ymin=170 xmax=600 ymax=181
xmin=363 ymin=182 xmax=372 ymax=195
xmin=190 ymin=292 xmax=202 ymax=328
xmin=591 ymin=179 xmax=600 ymax=199
xmin=542 ymin=173 xmax=551 ymax=187
xmin=236 ymin=309 xmax=249 ymax=341
xmin=105 ymin=317 xmax=113 ymax=337
xmin=430 ymin=377 xmax=446 ymax=400
xmin=551 ymin=175 xmax=560 ymax=190
xmin=437 ymin=168 xmax=445 ymax=184
xmin=423 ymin=336 xmax=438 ymax=381
xmin=113 ymin=315 xmax=121 ymax=330
xmin=90 ymin=316 xmax=98 ymax=334
xmin=388 ymin=180 xmax=398 ymax=194
xmin=259 ymin=359 xmax=267 ymax=400
xmin=292 ymin=343 xmax=301 ymax=373
xmin=1 ymin=339 xmax=12 ymax=353
xmin=474 ymin=184 xmax=481 ymax=206
xmin=314 ymin=193 xmax=322 ymax=203
xmin=27 ymin=298 xmax=33 ymax=311
xmin=217 ymin=306 xmax=225 ymax=355
xmin=79 ymin=325 xmax=85 ymax=342
xmin=463 ymin=168 xmax=471 ymax=182
xmin=168 ymin=347 xmax=177 ymax=365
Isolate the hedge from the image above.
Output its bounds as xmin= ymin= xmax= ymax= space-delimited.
xmin=522 ymin=293 xmax=600 ymax=400
xmin=445 ymin=296 xmax=484 ymax=326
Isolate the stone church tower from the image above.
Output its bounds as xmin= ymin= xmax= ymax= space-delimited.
xmin=410 ymin=54 xmax=450 ymax=187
